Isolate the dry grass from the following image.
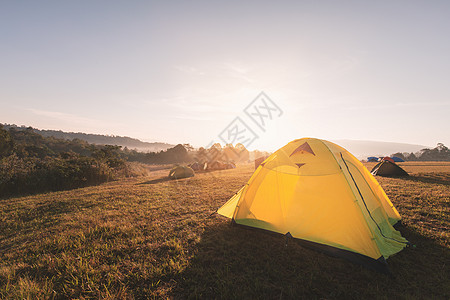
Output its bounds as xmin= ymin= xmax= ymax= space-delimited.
xmin=0 ymin=162 xmax=449 ymax=299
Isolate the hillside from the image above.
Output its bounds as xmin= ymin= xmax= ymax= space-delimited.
xmin=333 ymin=139 xmax=429 ymax=159
xmin=0 ymin=125 xmax=192 ymax=197
xmin=0 ymin=163 xmax=448 ymax=298
xmin=2 ymin=124 xmax=174 ymax=152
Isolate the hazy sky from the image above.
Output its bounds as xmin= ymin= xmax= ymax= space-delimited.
xmin=1 ymin=1 xmax=449 ymax=150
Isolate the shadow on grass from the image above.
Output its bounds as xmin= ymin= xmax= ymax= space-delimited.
xmin=172 ymin=220 xmax=450 ymax=299
xmin=138 ymin=177 xmax=172 ymax=185
xmin=0 ymin=180 xmax=118 ymax=202
xmin=401 ymin=173 xmax=450 ymax=186
xmin=136 ymin=168 xmax=238 ymax=186
xmin=138 ymin=175 xmax=201 ymax=185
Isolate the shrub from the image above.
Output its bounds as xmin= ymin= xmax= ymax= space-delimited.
xmin=0 ymin=155 xmax=121 ymax=197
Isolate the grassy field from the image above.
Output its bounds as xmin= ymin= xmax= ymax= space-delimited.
xmin=0 ymin=162 xmax=449 ymax=299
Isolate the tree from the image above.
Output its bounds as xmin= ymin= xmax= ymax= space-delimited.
xmin=235 ymin=143 xmax=250 ymax=162
xmin=406 ymin=152 xmax=417 ymax=161
xmin=195 ymin=147 xmax=208 ymax=163
xmin=0 ymin=125 xmax=14 ymax=158
xmin=207 ymin=144 xmax=223 ymax=161
xmin=92 ymin=145 xmax=124 ymax=168
xmin=437 ymin=143 xmax=448 ymax=152
xmin=183 ymin=143 xmax=194 ymax=152
xmin=163 ymin=144 xmax=192 ymax=163
xmin=419 ymin=143 xmax=450 ymax=161
xmin=391 ymin=152 xmax=406 ymax=161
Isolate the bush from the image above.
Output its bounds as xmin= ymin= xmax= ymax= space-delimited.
xmin=0 ymin=154 xmax=120 ymax=197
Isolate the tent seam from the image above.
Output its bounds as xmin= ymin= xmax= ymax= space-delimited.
xmin=339 ymin=153 xmax=408 ymax=245
xmin=318 ymin=140 xmax=385 ymax=254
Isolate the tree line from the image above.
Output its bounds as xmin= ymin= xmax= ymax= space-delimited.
xmin=2 ymin=123 xmax=173 ymax=152
xmin=392 ymin=143 xmax=450 ymax=161
xmin=0 ymin=125 xmax=258 ymax=197
xmin=0 ymin=125 xmax=130 ymax=197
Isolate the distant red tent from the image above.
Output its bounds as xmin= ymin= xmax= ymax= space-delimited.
xmin=254 ymin=156 xmax=268 ymax=170
xmin=382 ymin=157 xmax=395 ymax=163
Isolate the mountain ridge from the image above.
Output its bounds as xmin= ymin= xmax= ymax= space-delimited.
xmin=2 ymin=124 xmax=175 ymax=153
xmin=332 ymin=139 xmax=431 ymax=159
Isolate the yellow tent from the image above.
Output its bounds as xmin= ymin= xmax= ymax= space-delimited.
xmin=218 ymin=138 xmax=408 ymax=270
xmin=168 ymin=165 xmax=195 ymax=179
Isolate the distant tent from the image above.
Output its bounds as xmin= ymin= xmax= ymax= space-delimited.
xmin=205 ymin=160 xmax=231 ymax=171
xmin=367 ymin=157 xmax=379 ymax=162
xmin=382 ymin=157 xmax=395 ymax=163
xmin=169 ymin=166 xmax=195 ymax=179
xmin=189 ymin=162 xmax=204 ymax=171
xmin=226 ymin=162 xmax=236 ymax=169
xmin=254 ymin=156 xmax=268 ymax=170
xmin=371 ymin=161 xmax=408 ymax=177
xmin=207 ymin=161 xmax=221 ymax=170
xmin=391 ymin=156 xmax=405 ymax=162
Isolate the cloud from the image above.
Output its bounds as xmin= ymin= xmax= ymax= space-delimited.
xmin=344 ymin=101 xmax=450 ymax=111
xmin=221 ymin=61 xmax=255 ymax=83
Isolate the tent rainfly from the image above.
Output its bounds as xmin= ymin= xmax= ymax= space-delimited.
xmin=382 ymin=157 xmax=395 ymax=163
xmin=391 ymin=156 xmax=405 ymax=162
xmin=189 ymin=162 xmax=204 ymax=171
xmin=217 ymin=138 xmax=409 ymax=272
